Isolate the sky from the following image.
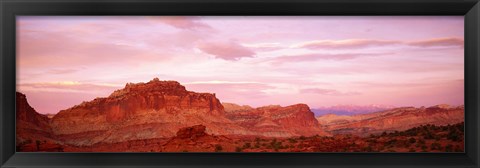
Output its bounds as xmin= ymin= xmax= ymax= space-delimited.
xmin=16 ymin=16 xmax=464 ymax=114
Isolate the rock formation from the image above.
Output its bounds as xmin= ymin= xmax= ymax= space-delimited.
xmin=16 ymin=92 xmax=54 ymax=143
xmin=17 ymin=78 xmax=464 ymax=152
xmin=176 ymin=125 xmax=207 ymax=139
xmin=317 ymin=105 xmax=464 ymax=136
xmin=226 ymin=103 xmax=328 ymax=137
xmin=222 ymin=103 xmax=253 ymax=112
xmin=50 ymin=78 xmax=251 ymax=146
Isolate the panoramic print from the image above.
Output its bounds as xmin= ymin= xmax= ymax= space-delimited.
xmin=16 ymin=16 xmax=464 ymax=152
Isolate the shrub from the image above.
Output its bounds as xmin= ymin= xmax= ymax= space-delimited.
xmin=215 ymin=144 xmax=223 ymax=152
xmin=386 ymin=139 xmax=397 ymax=147
xmin=35 ymin=140 xmax=41 ymax=150
xmin=421 ymin=145 xmax=428 ymax=151
xmin=423 ymin=131 xmax=434 ymax=139
xmin=235 ymin=147 xmax=242 ymax=152
xmin=243 ymin=142 xmax=251 ymax=149
xmin=408 ymin=138 xmax=416 ymax=144
xmin=418 ymin=139 xmax=426 ymax=145
xmin=363 ymin=146 xmax=373 ymax=152
xmin=430 ymin=142 xmax=442 ymax=150
xmin=445 ymin=144 xmax=453 ymax=152
xmin=447 ymin=130 xmax=460 ymax=141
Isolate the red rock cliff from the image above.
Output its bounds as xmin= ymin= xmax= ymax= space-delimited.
xmin=50 ymin=78 xmax=244 ymax=146
xmin=16 ymin=92 xmax=54 ymax=144
xmin=226 ymin=103 xmax=328 ymax=137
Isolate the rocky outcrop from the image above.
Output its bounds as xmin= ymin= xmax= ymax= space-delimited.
xmin=176 ymin=125 xmax=207 ymax=139
xmin=223 ymin=103 xmax=253 ymax=113
xmin=317 ymin=105 xmax=464 ymax=136
xmin=47 ymin=79 xmax=331 ymax=146
xmin=16 ymin=92 xmax=57 ymax=147
xmin=16 ymin=92 xmax=51 ymax=130
xmin=50 ymin=78 xmax=249 ymax=146
xmin=311 ymin=104 xmax=395 ymax=116
xmin=226 ymin=103 xmax=328 ymax=137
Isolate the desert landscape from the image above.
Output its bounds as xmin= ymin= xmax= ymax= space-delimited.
xmin=16 ymin=78 xmax=464 ymax=152
xmin=16 ymin=16 xmax=464 ymax=152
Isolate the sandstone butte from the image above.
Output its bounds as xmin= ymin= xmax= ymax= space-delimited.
xmin=17 ymin=78 xmax=329 ymax=147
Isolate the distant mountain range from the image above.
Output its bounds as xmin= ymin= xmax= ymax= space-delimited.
xmin=316 ymin=104 xmax=464 ymax=136
xmin=311 ymin=104 xmax=396 ymax=116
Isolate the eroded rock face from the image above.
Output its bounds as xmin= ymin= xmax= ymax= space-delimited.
xmin=48 ymin=79 xmax=329 ymax=146
xmin=176 ymin=125 xmax=207 ymax=139
xmin=16 ymin=92 xmax=50 ymax=129
xmin=16 ymin=92 xmax=56 ymax=146
xmin=49 ymin=78 xmax=243 ymax=146
xmin=223 ymin=103 xmax=253 ymax=113
xmin=226 ymin=103 xmax=328 ymax=137
xmin=317 ymin=105 xmax=464 ymax=136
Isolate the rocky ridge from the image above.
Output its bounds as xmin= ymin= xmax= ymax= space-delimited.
xmin=317 ymin=104 xmax=464 ymax=136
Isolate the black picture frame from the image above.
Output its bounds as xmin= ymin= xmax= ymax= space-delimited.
xmin=1 ymin=0 xmax=479 ymax=167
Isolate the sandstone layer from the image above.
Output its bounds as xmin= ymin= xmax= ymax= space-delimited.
xmin=317 ymin=104 xmax=464 ymax=136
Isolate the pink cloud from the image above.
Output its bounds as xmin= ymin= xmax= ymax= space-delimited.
xmin=150 ymin=16 xmax=212 ymax=30
xmin=196 ymin=41 xmax=256 ymax=60
xmin=48 ymin=68 xmax=81 ymax=75
xmin=17 ymin=30 xmax=170 ymax=69
xmin=300 ymin=88 xmax=361 ymax=96
xmin=293 ymin=37 xmax=464 ymax=50
xmin=293 ymin=39 xmax=400 ymax=49
xmin=18 ymin=82 xmax=120 ymax=93
xmin=407 ymin=37 xmax=464 ymax=47
xmin=16 ymin=16 xmax=464 ymax=111
xmin=270 ymin=52 xmax=389 ymax=65
xmin=243 ymin=43 xmax=284 ymax=52
xmin=183 ymin=82 xmax=278 ymax=107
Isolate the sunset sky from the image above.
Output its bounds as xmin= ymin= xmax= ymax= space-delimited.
xmin=17 ymin=16 xmax=464 ymax=114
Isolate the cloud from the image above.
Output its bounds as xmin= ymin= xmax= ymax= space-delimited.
xmin=292 ymin=39 xmax=400 ymax=49
xmin=292 ymin=37 xmax=464 ymax=50
xmin=17 ymin=30 xmax=170 ymax=69
xmin=407 ymin=37 xmax=464 ymax=47
xmin=242 ymin=43 xmax=284 ymax=52
xmin=185 ymin=82 xmax=275 ymax=101
xmin=185 ymin=81 xmax=274 ymax=91
xmin=150 ymin=16 xmax=212 ymax=31
xmin=300 ymin=88 xmax=361 ymax=96
xmin=196 ymin=40 xmax=256 ymax=60
xmin=270 ymin=52 xmax=389 ymax=65
xmin=18 ymin=82 xmax=121 ymax=93
xmin=351 ymin=80 xmax=464 ymax=89
xmin=48 ymin=68 xmax=81 ymax=75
